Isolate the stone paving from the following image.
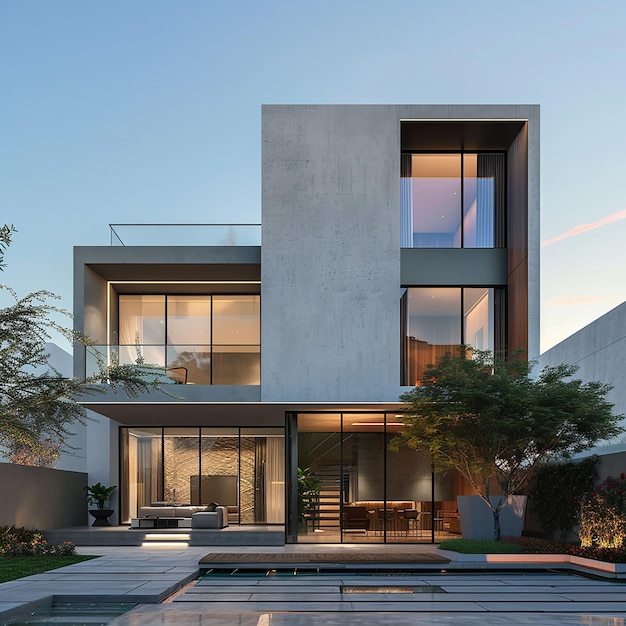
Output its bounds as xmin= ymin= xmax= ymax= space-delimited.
xmin=0 ymin=544 xmax=625 ymax=625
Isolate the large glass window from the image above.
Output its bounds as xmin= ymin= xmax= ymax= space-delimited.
xmin=117 ymin=294 xmax=260 ymax=385
xmin=293 ymin=412 xmax=457 ymax=544
xmin=401 ymin=152 xmax=505 ymax=248
xmin=118 ymin=295 xmax=166 ymax=367
xmin=120 ymin=426 xmax=284 ymax=525
xmin=403 ymin=287 xmax=494 ymax=385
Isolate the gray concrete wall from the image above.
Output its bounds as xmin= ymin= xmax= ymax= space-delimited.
xmin=598 ymin=450 xmax=626 ymax=481
xmin=540 ymin=301 xmax=626 ymax=452
xmin=0 ymin=463 xmax=88 ymax=529
xmin=261 ymin=104 xmax=539 ymax=402
xmin=86 ymin=411 xmax=121 ymax=524
xmin=261 ymin=105 xmax=401 ymax=402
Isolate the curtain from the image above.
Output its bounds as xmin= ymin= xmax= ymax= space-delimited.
xmin=477 ymin=154 xmax=505 ymax=247
xmin=265 ymin=437 xmax=285 ymax=523
xmin=255 ymin=439 xmax=266 ymax=522
xmin=118 ymin=297 xmax=144 ymax=365
xmin=400 ymin=153 xmax=413 ymax=248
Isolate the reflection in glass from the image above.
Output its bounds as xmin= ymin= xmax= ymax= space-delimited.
xmin=342 ymin=415 xmax=385 ymax=543
xmin=118 ymin=296 xmax=166 ymax=366
xmin=167 ymin=296 xmax=211 ymax=346
xmin=119 ymin=295 xmax=165 ymax=345
xmin=212 ymin=345 xmax=260 ymax=385
xmin=464 ymin=288 xmax=494 ymax=351
xmin=409 ymin=154 xmax=462 ymax=248
xmin=241 ymin=428 xmax=285 ymax=524
xmin=401 ymin=152 xmax=504 ymax=248
xmin=406 ymin=288 xmax=461 ymax=385
xmin=297 ymin=414 xmax=341 ymax=542
xmin=213 ymin=296 xmax=260 ymax=345
xmin=120 ymin=428 xmax=162 ymax=522
xmin=121 ymin=427 xmax=285 ymax=525
xmin=404 ymin=288 xmax=494 ymax=384
xmin=115 ymin=294 xmax=260 ymax=385
xmin=166 ymin=345 xmax=211 ymax=385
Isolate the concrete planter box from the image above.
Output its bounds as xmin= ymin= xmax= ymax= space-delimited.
xmin=457 ymin=495 xmax=527 ymax=540
xmin=570 ymin=555 xmax=626 ymax=577
xmin=437 ymin=549 xmax=626 ymax=579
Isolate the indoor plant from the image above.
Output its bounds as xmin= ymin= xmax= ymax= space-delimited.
xmin=85 ymin=482 xmax=117 ymax=526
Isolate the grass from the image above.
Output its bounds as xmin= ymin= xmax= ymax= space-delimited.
xmin=0 ymin=555 xmax=98 ymax=583
xmin=439 ymin=538 xmax=524 ymax=554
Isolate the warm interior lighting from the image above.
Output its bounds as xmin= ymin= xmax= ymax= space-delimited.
xmin=144 ymin=533 xmax=190 ymax=541
xmin=350 ymin=422 xmax=403 ymax=426
xmin=141 ymin=541 xmax=190 ymax=547
xmin=109 ymin=280 xmax=261 ymax=285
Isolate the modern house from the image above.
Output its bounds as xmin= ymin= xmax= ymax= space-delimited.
xmin=73 ymin=104 xmax=540 ymax=543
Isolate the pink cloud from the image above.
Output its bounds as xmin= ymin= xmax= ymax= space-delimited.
xmin=541 ymin=208 xmax=626 ymax=248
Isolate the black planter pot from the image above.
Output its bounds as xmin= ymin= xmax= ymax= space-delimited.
xmin=89 ymin=509 xmax=114 ymax=526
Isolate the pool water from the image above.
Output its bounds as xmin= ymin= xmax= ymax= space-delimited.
xmin=1 ymin=602 xmax=136 ymax=626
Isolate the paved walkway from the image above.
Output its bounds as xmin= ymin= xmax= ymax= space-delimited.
xmin=0 ymin=544 xmax=624 ymax=625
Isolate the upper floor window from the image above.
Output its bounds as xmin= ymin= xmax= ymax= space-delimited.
xmin=401 ymin=287 xmax=500 ymax=385
xmin=401 ymin=152 xmax=505 ymax=248
xmin=117 ymin=294 xmax=260 ymax=385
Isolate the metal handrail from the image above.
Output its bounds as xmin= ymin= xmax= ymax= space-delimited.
xmin=109 ymin=223 xmax=262 ymax=246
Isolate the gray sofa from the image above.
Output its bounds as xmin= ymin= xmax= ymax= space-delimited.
xmin=138 ymin=505 xmax=207 ymax=518
xmin=191 ymin=506 xmax=229 ymax=529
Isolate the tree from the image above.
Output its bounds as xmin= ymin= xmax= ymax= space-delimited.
xmin=396 ymin=347 xmax=623 ymax=540
xmin=0 ymin=226 xmax=164 ymax=465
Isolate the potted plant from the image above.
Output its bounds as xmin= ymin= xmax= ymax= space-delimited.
xmin=85 ymin=482 xmax=117 ymax=526
xmin=297 ymin=467 xmax=321 ymax=533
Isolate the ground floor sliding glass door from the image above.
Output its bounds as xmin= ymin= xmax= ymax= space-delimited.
xmin=120 ymin=427 xmax=285 ymax=525
xmin=288 ymin=412 xmax=469 ymax=544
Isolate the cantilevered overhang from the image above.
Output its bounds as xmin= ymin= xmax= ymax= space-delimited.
xmin=80 ymin=400 xmax=406 ymax=427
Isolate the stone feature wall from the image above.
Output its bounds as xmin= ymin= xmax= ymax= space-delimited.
xmin=162 ymin=436 xmax=256 ymax=523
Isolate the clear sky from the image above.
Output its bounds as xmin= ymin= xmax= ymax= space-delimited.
xmin=1 ymin=0 xmax=625 ymax=353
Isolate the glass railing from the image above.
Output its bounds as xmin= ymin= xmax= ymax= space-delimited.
xmin=109 ymin=224 xmax=261 ymax=247
xmin=85 ymin=344 xmax=260 ymax=385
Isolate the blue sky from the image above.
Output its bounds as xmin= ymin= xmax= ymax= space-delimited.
xmin=1 ymin=0 xmax=625 ymax=352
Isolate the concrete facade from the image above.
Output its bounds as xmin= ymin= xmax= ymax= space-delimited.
xmin=540 ymin=300 xmax=626 ymax=453
xmin=261 ymin=105 xmax=540 ymax=404
xmin=261 ymin=105 xmax=401 ymax=402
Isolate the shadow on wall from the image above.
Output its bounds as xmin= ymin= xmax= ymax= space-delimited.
xmin=0 ymin=463 xmax=88 ymax=529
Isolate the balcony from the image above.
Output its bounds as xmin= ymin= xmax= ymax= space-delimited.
xmin=109 ymin=223 xmax=262 ymax=247
xmin=85 ymin=344 xmax=260 ymax=385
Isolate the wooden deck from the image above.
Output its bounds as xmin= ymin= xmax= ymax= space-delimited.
xmin=199 ymin=551 xmax=450 ymax=567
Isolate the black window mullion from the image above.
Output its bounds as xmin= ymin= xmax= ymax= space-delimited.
xmin=160 ymin=428 xmax=165 ymax=503
xmin=460 ymin=151 xmax=464 ymax=248
xmin=164 ymin=295 xmax=168 ymax=374
xmin=460 ymin=288 xmax=465 ymax=345
xmin=237 ymin=427 xmax=241 ymax=525
xmin=383 ymin=412 xmax=388 ymax=543
xmin=340 ymin=413 xmax=344 ymax=543
xmin=197 ymin=428 xmax=202 ymax=506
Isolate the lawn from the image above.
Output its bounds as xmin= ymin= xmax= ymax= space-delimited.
xmin=439 ymin=538 xmax=524 ymax=554
xmin=0 ymin=555 xmax=98 ymax=583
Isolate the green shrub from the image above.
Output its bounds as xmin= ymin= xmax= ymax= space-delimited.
xmin=503 ymin=535 xmax=569 ymax=554
xmin=438 ymin=538 xmax=523 ymax=554
xmin=529 ymin=456 xmax=598 ymax=540
xmin=0 ymin=525 xmax=76 ymax=557
xmin=579 ymin=473 xmax=626 ymax=548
